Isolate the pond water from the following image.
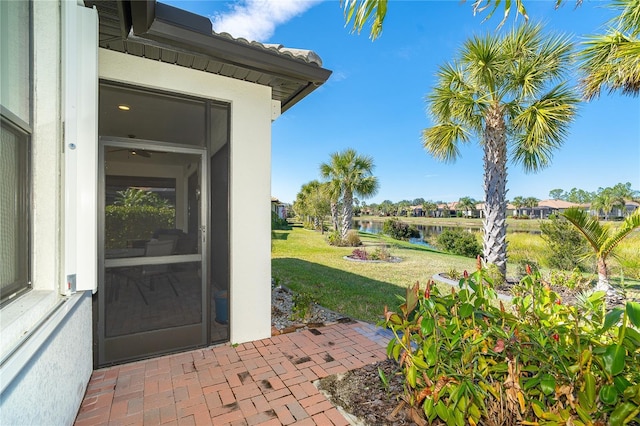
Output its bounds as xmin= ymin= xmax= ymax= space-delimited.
xmin=353 ymin=219 xmax=473 ymax=247
xmin=353 ymin=219 xmax=538 ymax=247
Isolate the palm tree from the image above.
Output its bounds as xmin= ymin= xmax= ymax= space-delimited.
xmin=422 ymin=200 xmax=438 ymax=217
xmin=591 ymin=188 xmax=623 ymax=221
xmin=293 ymin=180 xmax=330 ymax=231
xmin=457 ymin=197 xmax=477 ymax=217
xmin=579 ymin=0 xmax=640 ymax=100
xmin=320 ymin=149 xmax=379 ymax=241
xmin=562 ymin=207 xmax=640 ymax=292
xmin=524 ymin=197 xmax=540 ymax=218
xmin=422 ymin=24 xmax=579 ymax=277
xmin=512 ymin=196 xmax=525 ymax=217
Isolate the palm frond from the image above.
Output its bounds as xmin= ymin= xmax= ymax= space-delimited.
xmin=510 ymin=84 xmax=579 ymax=172
xmin=470 ymin=0 xmax=529 ymax=27
xmin=342 ymin=0 xmax=388 ymax=40
xmin=428 ymin=63 xmax=486 ymax=128
xmin=609 ymin=0 xmax=640 ymax=37
xmin=579 ymin=31 xmax=640 ymax=99
xmin=422 ymin=124 xmax=469 ymax=162
xmin=600 ymin=209 xmax=640 ymax=258
xmin=562 ymin=207 xmax=609 ymax=254
xmin=506 ymin=25 xmax=574 ymax=100
xmin=462 ymin=33 xmax=505 ymax=97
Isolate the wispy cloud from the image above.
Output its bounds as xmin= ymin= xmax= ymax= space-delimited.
xmin=210 ymin=0 xmax=322 ymax=42
xmin=329 ymin=70 xmax=348 ymax=83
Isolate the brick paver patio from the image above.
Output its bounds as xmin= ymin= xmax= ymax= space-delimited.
xmin=75 ymin=322 xmax=392 ymax=425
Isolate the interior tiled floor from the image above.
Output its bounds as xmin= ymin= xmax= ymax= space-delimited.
xmin=75 ymin=322 xmax=392 ymax=425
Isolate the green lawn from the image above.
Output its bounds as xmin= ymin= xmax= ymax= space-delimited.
xmin=271 ymin=224 xmax=477 ymax=323
xmin=272 ymin=223 xmax=640 ymax=324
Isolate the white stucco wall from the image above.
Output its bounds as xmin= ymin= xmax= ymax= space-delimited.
xmin=0 ymin=293 xmax=93 ymax=425
xmin=99 ymin=49 xmax=273 ymax=343
xmin=0 ymin=2 xmax=94 ymax=424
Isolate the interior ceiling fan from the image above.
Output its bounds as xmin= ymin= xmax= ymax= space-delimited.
xmin=107 ymin=134 xmax=168 ymax=158
xmin=107 ymin=148 xmax=167 ymax=158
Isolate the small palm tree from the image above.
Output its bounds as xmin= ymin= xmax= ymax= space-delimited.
xmin=512 ymin=196 xmax=525 ymax=217
xmin=423 ymin=201 xmax=438 ymax=217
xmin=457 ymin=197 xmax=477 ymax=217
xmin=524 ymin=197 xmax=540 ymax=218
xmin=591 ymin=188 xmax=624 ymax=221
xmin=562 ymin=207 xmax=640 ymax=292
xmin=320 ymin=149 xmax=379 ymax=241
xmin=422 ymin=24 xmax=579 ymax=277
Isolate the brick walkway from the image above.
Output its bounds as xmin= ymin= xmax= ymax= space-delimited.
xmin=74 ymin=322 xmax=392 ymax=425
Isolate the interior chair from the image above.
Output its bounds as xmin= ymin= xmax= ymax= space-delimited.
xmin=157 ymin=233 xmax=179 ymax=254
xmin=141 ymin=239 xmax=179 ymax=297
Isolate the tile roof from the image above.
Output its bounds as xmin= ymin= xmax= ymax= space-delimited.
xmin=85 ymin=0 xmax=331 ymax=113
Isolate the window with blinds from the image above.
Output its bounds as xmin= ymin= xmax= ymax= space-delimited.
xmin=0 ymin=0 xmax=31 ymax=306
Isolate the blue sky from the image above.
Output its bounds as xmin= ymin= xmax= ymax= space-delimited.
xmin=165 ymin=0 xmax=640 ymax=204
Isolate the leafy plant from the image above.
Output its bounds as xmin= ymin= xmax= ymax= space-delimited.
xmin=516 ymin=259 xmax=539 ymax=279
xmin=540 ymin=214 xmax=589 ymax=272
xmin=271 ymin=211 xmax=289 ymax=230
xmin=548 ymin=268 xmax=592 ymax=291
xmin=447 ymin=268 xmax=461 ymax=280
xmin=114 ymin=187 xmax=172 ymax=208
xmin=290 ymin=292 xmax=316 ymax=322
xmin=485 ymin=263 xmax=506 ymax=287
xmin=370 ymin=246 xmax=392 ymax=261
xmin=382 ymin=218 xmax=420 ymax=241
xmin=378 ymin=367 xmax=390 ymax=394
xmin=381 ymin=261 xmax=640 ymax=425
xmin=436 ymin=228 xmax=482 ymax=258
xmin=350 ymin=248 xmax=369 ymax=260
xmin=105 ymin=205 xmax=174 ymax=249
xmin=326 ymin=230 xmax=343 ymax=246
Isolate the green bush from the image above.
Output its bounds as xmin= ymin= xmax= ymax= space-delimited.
xmin=271 ymin=211 xmax=289 ymax=230
xmin=436 ymin=228 xmax=482 ymax=258
xmin=540 ymin=214 xmax=589 ymax=271
xmin=370 ymin=246 xmax=392 ymax=261
xmin=548 ymin=268 xmax=592 ymax=291
xmin=326 ymin=230 xmax=343 ymax=246
xmin=105 ymin=205 xmax=174 ymax=249
xmin=382 ymin=267 xmax=640 ymax=425
xmin=382 ymin=218 xmax=420 ymax=241
xmin=343 ymin=230 xmax=362 ymax=247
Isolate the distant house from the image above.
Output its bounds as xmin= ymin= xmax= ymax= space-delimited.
xmin=623 ymin=200 xmax=640 ymax=216
xmin=410 ymin=205 xmax=425 ymax=217
xmin=271 ymin=197 xmax=288 ymax=219
xmin=434 ymin=203 xmax=455 ymax=217
xmin=519 ymin=199 xmax=581 ymax=219
xmin=473 ymin=202 xmax=515 ymax=219
xmin=0 ymin=1 xmax=330 ymax=424
xmin=587 ymin=200 xmax=640 ymax=219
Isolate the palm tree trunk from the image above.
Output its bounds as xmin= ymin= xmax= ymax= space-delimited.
xmin=341 ymin=191 xmax=353 ymax=241
xmin=482 ymin=106 xmax=508 ymax=278
xmin=596 ymin=256 xmax=610 ymax=292
xmin=330 ymin=202 xmax=339 ymax=232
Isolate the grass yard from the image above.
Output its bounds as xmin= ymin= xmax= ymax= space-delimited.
xmin=272 ymin=224 xmax=478 ymax=323
xmin=272 ymin=223 xmax=640 ymax=323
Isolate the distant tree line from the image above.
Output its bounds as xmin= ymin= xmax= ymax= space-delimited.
xmin=549 ymin=182 xmax=639 ymax=203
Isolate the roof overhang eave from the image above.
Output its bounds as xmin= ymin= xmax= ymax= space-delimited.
xmin=127 ymin=0 xmax=331 ymax=110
